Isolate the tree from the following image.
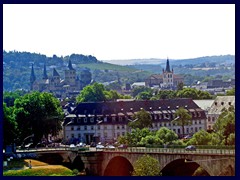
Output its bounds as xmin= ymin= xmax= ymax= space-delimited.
xmin=76 ymin=82 xmax=106 ymax=103
xmin=132 ymin=154 xmax=161 ymax=176
xmin=13 ymin=92 xmax=64 ymax=145
xmin=226 ymin=88 xmax=235 ymax=96
xmin=213 ymin=106 xmax=235 ymax=145
xmin=3 ymin=103 xmax=18 ymax=147
xmin=188 ymin=130 xmax=212 ymax=145
xmin=128 ymin=109 xmax=152 ymax=129
xmin=132 ymin=86 xmax=152 ymax=98
xmin=177 ymin=82 xmax=184 ymax=90
xmin=136 ymin=91 xmax=152 ymax=100
xmin=155 ymin=127 xmax=178 ymax=145
xmin=173 ymin=107 xmax=192 ymax=138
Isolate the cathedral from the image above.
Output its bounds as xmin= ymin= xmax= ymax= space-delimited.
xmin=145 ymin=59 xmax=184 ymax=89
xmin=30 ymin=60 xmax=92 ymax=98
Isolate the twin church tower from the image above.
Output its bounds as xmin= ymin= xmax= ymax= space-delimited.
xmin=30 ymin=59 xmax=92 ymax=98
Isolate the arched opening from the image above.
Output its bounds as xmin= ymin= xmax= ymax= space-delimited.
xmin=72 ymin=156 xmax=84 ymax=172
xmin=161 ymin=159 xmax=210 ymax=176
xmin=104 ymin=156 xmax=133 ymax=176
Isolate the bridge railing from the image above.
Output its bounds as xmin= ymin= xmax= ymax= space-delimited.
xmin=104 ymin=146 xmax=235 ymax=155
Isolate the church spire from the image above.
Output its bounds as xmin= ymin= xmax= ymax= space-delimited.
xmin=68 ymin=59 xmax=74 ymax=70
xmin=165 ymin=58 xmax=171 ymax=72
xmin=42 ymin=63 xmax=48 ymax=79
xmin=30 ymin=64 xmax=36 ymax=90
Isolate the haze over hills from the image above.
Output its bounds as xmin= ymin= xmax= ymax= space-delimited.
xmin=102 ymin=55 xmax=235 ymax=66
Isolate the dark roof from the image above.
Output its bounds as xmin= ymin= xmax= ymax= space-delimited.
xmin=64 ymin=98 xmax=206 ymax=126
xmin=72 ymin=98 xmax=201 ymax=115
xmin=53 ymin=68 xmax=60 ymax=77
xmin=68 ymin=59 xmax=74 ymax=70
xmin=165 ymin=59 xmax=171 ymax=72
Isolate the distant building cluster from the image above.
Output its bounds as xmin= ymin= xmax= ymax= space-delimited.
xmin=145 ymin=59 xmax=184 ymax=89
xmin=193 ymin=79 xmax=235 ymax=95
xmin=30 ymin=60 xmax=92 ymax=98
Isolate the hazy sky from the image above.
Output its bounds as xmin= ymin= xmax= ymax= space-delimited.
xmin=3 ymin=4 xmax=235 ymax=61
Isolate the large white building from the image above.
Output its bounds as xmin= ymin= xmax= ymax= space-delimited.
xmin=63 ymin=98 xmax=207 ymax=145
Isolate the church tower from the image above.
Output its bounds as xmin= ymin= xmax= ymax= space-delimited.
xmin=65 ymin=59 xmax=76 ymax=86
xmin=30 ymin=64 xmax=36 ymax=90
xmin=162 ymin=58 xmax=174 ymax=88
xmin=42 ymin=63 xmax=48 ymax=80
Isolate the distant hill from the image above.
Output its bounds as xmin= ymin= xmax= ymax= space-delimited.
xmin=103 ymin=55 xmax=235 ymax=66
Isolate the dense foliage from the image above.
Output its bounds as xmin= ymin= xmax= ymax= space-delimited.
xmin=76 ymin=82 xmax=131 ymax=103
xmin=132 ymin=154 xmax=161 ymax=176
xmin=3 ymin=91 xmax=64 ymax=147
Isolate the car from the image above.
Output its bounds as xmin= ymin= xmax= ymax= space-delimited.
xmin=118 ymin=144 xmax=128 ymax=149
xmin=185 ymin=145 xmax=196 ymax=151
xmin=24 ymin=143 xmax=35 ymax=150
xmin=69 ymin=144 xmax=76 ymax=149
xmin=96 ymin=144 xmax=105 ymax=149
xmin=105 ymin=145 xmax=115 ymax=150
xmin=76 ymin=142 xmax=86 ymax=147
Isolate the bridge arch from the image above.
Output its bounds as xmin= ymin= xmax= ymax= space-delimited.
xmin=72 ymin=156 xmax=85 ymax=171
xmin=103 ymin=156 xmax=133 ymax=176
xmin=161 ymin=158 xmax=210 ymax=176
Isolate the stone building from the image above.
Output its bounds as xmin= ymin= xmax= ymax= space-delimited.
xmin=30 ymin=60 xmax=92 ymax=98
xmin=145 ymin=59 xmax=184 ymax=89
xmin=207 ymin=96 xmax=235 ymax=131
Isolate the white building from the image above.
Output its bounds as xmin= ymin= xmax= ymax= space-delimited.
xmin=63 ymin=98 xmax=207 ymax=145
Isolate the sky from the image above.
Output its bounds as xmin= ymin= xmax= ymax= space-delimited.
xmin=3 ymin=4 xmax=235 ymax=61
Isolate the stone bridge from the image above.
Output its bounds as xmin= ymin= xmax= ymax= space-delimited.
xmin=16 ymin=148 xmax=235 ymax=176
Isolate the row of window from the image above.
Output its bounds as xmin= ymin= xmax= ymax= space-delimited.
xmin=69 ymin=120 xmax=203 ymax=131
xmin=71 ymin=111 xmax=202 ymax=124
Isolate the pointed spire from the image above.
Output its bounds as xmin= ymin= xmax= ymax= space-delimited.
xmin=43 ymin=63 xmax=48 ymax=79
xmin=30 ymin=63 xmax=36 ymax=83
xmin=53 ymin=68 xmax=60 ymax=77
xmin=68 ymin=59 xmax=74 ymax=70
xmin=165 ymin=58 xmax=171 ymax=72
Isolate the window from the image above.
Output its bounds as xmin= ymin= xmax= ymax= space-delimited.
xmin=198 ymin=112 xmax=201 ymax=117
xmin=112 ymin=117 xmax=116 ymax=122
xmin=122 ymin=125 xmax=125 ymax=129
xmin=104 ymin=126 xmax=107 ymax=130
xmin=199 ymin=120 xmax=201 ymax=124
xmin=84 ymin=126 xmax=87 ymax=130
xmin=229 ymin=102 xmax=231 ymax=106
xmin=77 ymin=126 xmax=80 ymax=130
xmin=208 ymin=117 xmax=211 ymax=122
xmin=71 ymin=134 xmax=74 ymax=138
xmin=84 ymin=117 xmax=87 ymax=123
xmin=122 ymin=132 xmax=125 ymax=136
xmin=195 ymin=127 xmax=198 ymax=132
xmin=98 ymin=126 xmax=100 ymax=130
xmin=212 ymin=117 xmax=215 ymax=122
xmin=78 ymin=134 xmax=81 ymax=138
xmin=91 ymin=126 xmax=94 ymax=130
xmin=117 ymin=126 xmax=120 ymax=130
xmin=71 ymin=126 xmax=74 ymax=131
xmin=90 ymin=117 xmax=94 ymax=123
xmin=119 ymin=116 xmax=122 ymax=122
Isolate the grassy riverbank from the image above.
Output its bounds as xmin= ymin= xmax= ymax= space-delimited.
xmin=3 ymin=159 xmax=74 ymax=176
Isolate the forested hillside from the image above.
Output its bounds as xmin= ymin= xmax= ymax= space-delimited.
xmin=3 ymin=51 xmax=150 ymax=91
